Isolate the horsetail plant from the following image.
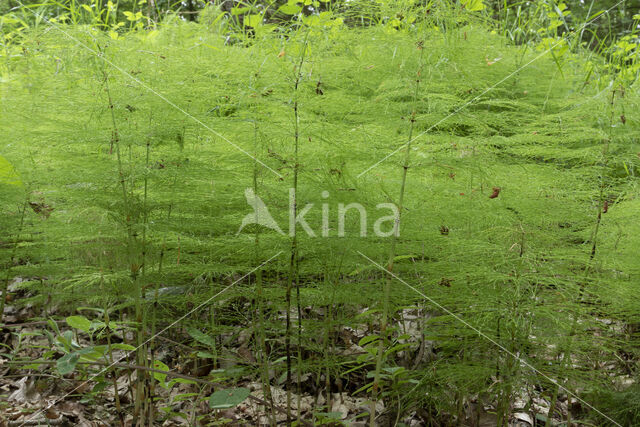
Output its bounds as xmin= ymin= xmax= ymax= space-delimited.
xmin=369 ymin=39 xmax=425 ymax=426
xmin=251 ymin=119 xmax=276 ymax=426
xmin=97 ymin=45 xmax=150 ymax=424
xmin=284 ymin=27 xmax=310 ymax=426
xmin=3 ymin=3 xmax=640 ymax=425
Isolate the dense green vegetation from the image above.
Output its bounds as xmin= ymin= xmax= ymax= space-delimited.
xmin=1 ymin=1 xmax=640 ymax=426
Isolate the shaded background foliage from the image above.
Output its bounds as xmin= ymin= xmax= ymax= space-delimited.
xmin=2 ymin=1 xmax=639 ymax=39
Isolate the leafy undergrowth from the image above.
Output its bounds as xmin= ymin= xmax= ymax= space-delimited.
xmin=1 ymin=15 xmax=640 ymax=427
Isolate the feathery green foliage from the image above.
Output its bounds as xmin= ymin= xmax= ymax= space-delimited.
xmin=1 ymin=1 xmax=640 ymax=425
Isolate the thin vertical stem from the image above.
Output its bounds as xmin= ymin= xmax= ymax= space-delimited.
xmin=546 ymin=85 xmax=619 ymax=427
xmin=286 ymin=28 xmax=310 ymax=427
xmin=252 ymin=121 xmax=276 ymax=426
xmin=370 ymin=40 xmax=424 ymax=426
xmin=142 ymin=133 xmax=152 ymax=426
xmin=104 ymin=307 xmax=124 ymax=426
xmin=102 ymin=61 xmax=145 ymax=424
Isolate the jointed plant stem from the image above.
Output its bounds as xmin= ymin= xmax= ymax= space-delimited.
xmin=101 ymin=61 xmax=148 ymax=424
xmin=104 ymin=307 xmax=124 ymax=425
xmin=142 ymin=132 xmax=152 ymax=425
xmin=370 ymin=40 xmax=424 ymax=426
xmin=546 ymin=84 xmax=619 ymax=427
xmin=285 ymin=27 xmax=310 ymax=426
xmin=252 ymin=120 xmax=276 ymax=426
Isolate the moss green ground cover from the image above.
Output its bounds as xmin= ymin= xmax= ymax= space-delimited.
xmin=1 ymin=15 xmax=640 ymax=425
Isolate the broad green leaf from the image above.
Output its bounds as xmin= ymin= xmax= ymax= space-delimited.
xmin=358 ymin=334 xmax=380 ymax=347
xmin=209 ymin=387 xmax=251 ymax=409
xmin=80 ymin=348 xmax=105 ymax=361
xmin=383 ymin=366 xmax=406 ymax=375
xmin=231 ymin=7 xmax=250 ymax=15
xmin=66 ymin=315 xmax=92 ymax=334
xmin=57 ymin=352 xmax=80 ymax=375
xmin=153 ymin=360 xmax=169 ymax=387
xmin=56 ymin=330 xmax=76 ymax=351
xmin=56 ymin=348 xmax=94 ymax=375
xmin=278 ymin=4 xmax=302 ymax=15
xmin=93 ymin=381 xmax=108 ymax=393
xmin=89 ymin=320 xmax=106 ymax=331
xmin=244 ymin=14 xmax=262 ymax=28
xmin=462 ymin=0 xmax=485 ymax=12
xmin=186 ymin=327 xmax=217 ymax=349
xmin=47 ymin=319 xmax=61 ymax=335
xmin=302 ymin=14 xmax=319 ymax=26
xmin=110 ymin=343 xmax=136 ymax=351
xmin=92 ymin=345 xmax=110 ymax=355
xmin=124 ymin=11 xmax=142 ymax=21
